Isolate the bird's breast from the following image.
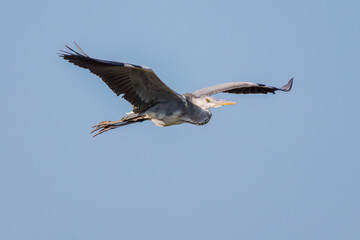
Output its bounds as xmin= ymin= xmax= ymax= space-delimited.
xmin=145 ymin=100 xmax=187 ymax=127
xmin=144 ymin=100 xmax=212 ymax=127
xmin=182 ymin=102 xmax=212 ymax=126
xmin=149 ymin=110 xmax=185 ymax=127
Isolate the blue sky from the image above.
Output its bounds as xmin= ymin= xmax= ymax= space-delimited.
xmin=1 ymin=0 xmax=359 ymax=239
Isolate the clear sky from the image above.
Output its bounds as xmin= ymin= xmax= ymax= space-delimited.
xmin=1 ymin=0 xmax=359 ymax=239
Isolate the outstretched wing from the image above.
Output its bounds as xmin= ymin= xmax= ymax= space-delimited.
xmin=60 ymin=43 xmax=181 ymax=113
xmin=193 ymin=78 xmax=293 ymax=97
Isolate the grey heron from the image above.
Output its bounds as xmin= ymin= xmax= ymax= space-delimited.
xmin=60 ymin=43 xmax=293 ymax=137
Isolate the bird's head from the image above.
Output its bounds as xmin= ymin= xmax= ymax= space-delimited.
xmin=191 ymin=96 xmax=237 ymax=110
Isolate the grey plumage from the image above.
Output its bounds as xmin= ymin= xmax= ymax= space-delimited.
xmin=60 ymin=43 xmax=181 ymax=113
xmin=60 ymin=43 xmax=293 ymax=137
xmin=193 ymin=79 xmax=293 ymax=96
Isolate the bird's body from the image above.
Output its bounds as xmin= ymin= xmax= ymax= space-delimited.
xmin=60 ymin=43 xmax=293 ymax=137
xmin=145 ymin=96 xmax=212 ymax=127
xmin=110 ymin=95 xmax=212 ymax=128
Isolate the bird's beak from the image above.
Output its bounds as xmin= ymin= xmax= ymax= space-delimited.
xmin=219 ymin=100 xmax=237 ymax=106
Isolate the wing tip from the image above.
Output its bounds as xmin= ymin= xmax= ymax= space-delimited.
xmin=280 ymin=78 xmax=293 ymax=92
xmin=58 ymin=42 xmax=89 ymax=58
xmin=73 ymin=41 xmax=89 ymax=57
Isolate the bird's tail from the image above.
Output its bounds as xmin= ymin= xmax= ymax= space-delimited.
xmin=91 ymin=113 xmax=149 ymax=137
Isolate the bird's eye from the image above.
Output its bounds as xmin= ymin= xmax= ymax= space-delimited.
xmin=206 ymin=98 xmax=211 ymax=103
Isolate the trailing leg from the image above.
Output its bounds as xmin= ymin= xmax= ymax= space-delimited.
xmin=91 ymin=114 xmax=149 ymax=137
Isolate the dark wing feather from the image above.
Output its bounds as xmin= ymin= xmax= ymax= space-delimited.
xmin=60 ymin=44 xmax=181 ymax=113
xmin=193 ymin=78 xmax=293 ymax=97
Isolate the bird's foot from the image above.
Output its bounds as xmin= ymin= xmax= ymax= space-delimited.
xmin=91 ymin=121 xmax=116 ymax=137
xmin=92 ymin=121 xmax=112 ymax=129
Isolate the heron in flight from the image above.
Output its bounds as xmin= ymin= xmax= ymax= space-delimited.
xmin=60 ymin=43 xmax=293 ymax=137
